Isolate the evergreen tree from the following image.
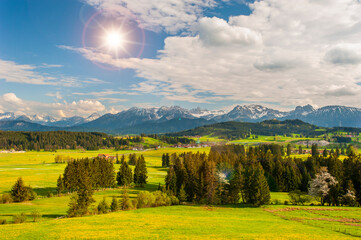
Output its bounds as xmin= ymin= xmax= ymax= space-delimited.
xmin=165 ymin=166 xmax=177 ymax=195
xmin=110 ymin=196 xmax=119 ymax=212
xmin=56 ymin=175 xmax=64 ymax=195
xmin=286 ymin=144 xmax=292 ymax=156
xmin=11 ymin=177 xmax=30 ymax=202
xmin=116 ymin=160 xmax=133 ymax=186
xmin=120 ymin=188 xmax=133 ymax=210
xmin=97 ymin=197 xmax=109 ymax=214
xmin=228 ymin=162 xmax=243 ymax=204
xmin=67 ymin=192 xmax=79 ymax=217
xmin=178 ymin=184 xmax=187 ymax=203
xmin=242 ymin=161 xmax=270 ymax=206
xmin=311 ymin=144 xmax=319 ymax=157
xmin=134 ymin=155 xmax=148 ymax=187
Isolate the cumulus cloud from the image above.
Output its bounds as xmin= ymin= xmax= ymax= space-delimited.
xmin=2 ymin=93 xmax=23 ymax=105
xmin=198 ymin=17 xmax=262 ymax=46
xmin=84 ymin=0 xmax=221 ymax=33
xmin=0 ymin=93 xmax=107 ymax=118
xmin=68 ymin=0 xmax=361 ymax=108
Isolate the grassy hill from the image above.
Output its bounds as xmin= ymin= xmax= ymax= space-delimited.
xmin=168 ymin=119 xmax=324 ymax=139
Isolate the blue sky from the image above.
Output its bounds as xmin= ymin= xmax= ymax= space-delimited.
xmin=1 ymin=0 xmax=361 ymax=117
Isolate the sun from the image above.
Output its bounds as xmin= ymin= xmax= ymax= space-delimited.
xmin=104 ymin=30 xmax=124 ymax=50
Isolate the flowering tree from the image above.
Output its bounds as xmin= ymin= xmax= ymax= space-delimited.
xmin=308 ymin=167 xmax=338 ymax=205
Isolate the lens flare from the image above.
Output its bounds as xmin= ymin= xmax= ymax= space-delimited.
xmin=82 ymin=9 xmax=146 ymax=70
xmin=105 ymin=30 xmax=124 ymax=49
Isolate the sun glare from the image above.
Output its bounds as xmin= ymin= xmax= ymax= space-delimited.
xmin=105 ymin=30 xmax=124 ymax=49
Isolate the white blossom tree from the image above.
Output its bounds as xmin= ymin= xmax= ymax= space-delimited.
xmin=308 ymin=167 xmax=338 ymax=205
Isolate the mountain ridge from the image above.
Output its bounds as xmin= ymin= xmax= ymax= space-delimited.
xmin=0 ymin=104 xmax=360 ymax=133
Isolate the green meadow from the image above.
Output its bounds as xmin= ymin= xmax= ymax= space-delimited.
xmin=1 ymin=146 xmax=361 ymax=239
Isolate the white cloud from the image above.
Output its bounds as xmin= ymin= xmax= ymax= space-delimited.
xmin=2 ymin=93 xmax=23 ymax=105
xmin=67 ymin=0 xmax=361 ymax=108
xmin=46 ymin=92 xmax=63 ymax=100
xmin=0 ymin=93 xmax=107 ymax=118
xmin=84 ymin=0 xmax=221 ymax=33
xmin=0 ymin=58 xmax=107 ymax=87
xmin=198 ymin=17 xmax=262 ymax=46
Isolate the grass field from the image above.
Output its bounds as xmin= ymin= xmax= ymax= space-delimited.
xmin=1 ymin=205 xmax=361 ymax=239
xmin=1 ymin=146 xmax=361 ymax=239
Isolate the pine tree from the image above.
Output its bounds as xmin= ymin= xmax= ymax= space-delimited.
xmin=134 ymin=155 xmax=148 ymax=187
xmin=11 ymin=177 xmax=30 ymax=202
xmin=228 ymin=162 xmax=243 ymax=204
xmin=56 ymin=175 xmax=64 ymax=195
xmin=110 ymin=196 xmax=119 ymax=212
xmin=120 ymin=188 xmax=133 ymax=210
xmin=287 ymin=144 xmax=292 ymax=156
xmin=117 ymin=160 xmax=133 ymax=186
xmin=242 ymin=161 xmax=270 ymax=206
xmin=67 ymin=192 xmax=79 ymax=217
xmin=178 ymin=184 xmax=187 ymax=203
xmin=311 ymin=144 xmax=319 ymax=157
xmin=97 ymin=197 xmax=109 ymax=214
xmin=165 ymin=166 xmax=177 ymax=195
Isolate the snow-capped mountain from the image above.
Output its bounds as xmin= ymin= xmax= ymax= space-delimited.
xmin=0 ymin=112 xmax=16 ymax=121
xmin=1 ymin=104 xmax=361 ymax=133
xmin=189 ymin=107 xmax=226 ymax=120
xmin=0 ymin=112 xmax=101 ymax=127
xmin=297 ymin=106 xmax=361 ymax=128
xmin=213 ymin=104 xmax=287 ymax=122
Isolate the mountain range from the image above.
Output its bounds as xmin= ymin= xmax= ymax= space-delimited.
xmin=0 ymin=104 xmax=360 ymax=134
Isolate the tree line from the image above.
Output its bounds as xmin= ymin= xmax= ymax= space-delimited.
xmin=0 ymin=131 xmax=144 ymax=151
xmin=162 ymin=144 xmax=361 ymax=206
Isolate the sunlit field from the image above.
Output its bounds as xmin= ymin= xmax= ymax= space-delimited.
xmin=1 ymin=146 xmax=361 ymax=239
xmin=1 ymin=205 xmax=361 ymax=240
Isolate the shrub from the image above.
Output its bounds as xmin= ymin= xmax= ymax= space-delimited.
xmin=284 ymin=200 xmax=289 ymax=205
xmin=1 ymin=193 xmax=13 ymax=204
xmin=136 ymin=191 xmax=174 ymax=209
xmin=0 ymin=219 xmax=7 ymax=225
xmin=273 ymin=199 xmax=281 ymax=205
xmin=13 ymin=213 xmax=27 ymax=224
xmin=30 ymin=210 xmax=42 ymax=222
xmin=47 ymin=192 xmax=53 ymax=198
xmin=170 ymin=196 xmax=180 ymax=205
xmin=289 ymin=190 xmax=312 ymax=205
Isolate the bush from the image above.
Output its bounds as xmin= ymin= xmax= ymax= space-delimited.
xmin=1 ymin=193 xmax=13 ymax=204
xmin=0 ymin=219 xmax=7 ymax=225
xmin=47 ymin=192 xmax=53 ymax=198
xmin=136 ymin=191 xmax=174 ymax=209
xmin=170 ymin=196 xmax=180 ymax=205
xmin=288 ymin=190 xmax=312 ymax=205
xmin=30 ymin=210 xmax=42 ymax=222
xmin=13 ymin=213 xmax=27 ymax=224
xmin=273 ymin=199 xmax=281 ymax=205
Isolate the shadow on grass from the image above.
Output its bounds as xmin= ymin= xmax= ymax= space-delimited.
xmin=33 ymin=187 xmax=57 ymax=197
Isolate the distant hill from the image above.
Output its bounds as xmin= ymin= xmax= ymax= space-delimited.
xmin=168 ymin=119 xmax=327 ymax=139
xmin=0 ymin=121 xmax=60 ymax=132
xmin=116 ymin=118 xmax=213 ymax=134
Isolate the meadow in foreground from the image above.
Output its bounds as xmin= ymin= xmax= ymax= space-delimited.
xmin=1 ymin=205 xmax=361 ymax=240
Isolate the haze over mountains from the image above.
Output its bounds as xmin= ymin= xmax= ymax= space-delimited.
xmin=0 ymin=104 xmax=360 ymax=134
